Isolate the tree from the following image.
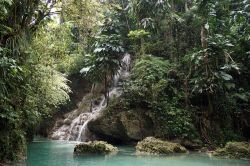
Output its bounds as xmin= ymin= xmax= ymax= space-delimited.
xmin=124 ymin=0 xmax=250 ymax=145
xmin=81 ymin=6 xmax=125 ymax=105
xmin=0 ymin=0 xmax=73 ymax=161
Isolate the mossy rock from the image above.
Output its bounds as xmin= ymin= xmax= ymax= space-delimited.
xmin=213 ymin=142 xmax=250 ymax=159
xmin=74 ymin=141 xmax=118 ymax=155
xmin=136 ymin=137 xmax=187 ymax=154
xmin=88 ymin=105 xmax=155 ymax=142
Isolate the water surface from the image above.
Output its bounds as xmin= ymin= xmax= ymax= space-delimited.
xmin=15 ymin=140 xmax=250 ymax=166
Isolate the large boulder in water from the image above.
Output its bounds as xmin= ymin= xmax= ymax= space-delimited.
xmin=213 ymin=142 xmax=250 ymax=159
xmin=74 ymin=141 xmax=118 ymax=155
xmin=136 ymin=137 xmax=187 ymax=154
xmin=88 ymin=106 xmax=155 ymax=143
xmin=87 ymin=99 xmax=201 ymax=148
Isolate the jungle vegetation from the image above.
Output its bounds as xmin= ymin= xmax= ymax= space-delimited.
xmin=0 ymin=0 xmax=249 ymax=162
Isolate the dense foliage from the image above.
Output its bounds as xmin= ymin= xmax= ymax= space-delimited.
xmin=124 ymin=56 xmax=198 ymax=139
xmin=0 ymin=0 xmax=250 ymax=162
xmin=81 ymin=6 xmax=125 ymax=104
xmin=124 ymin=0 xmax=250 ymax=146
xmin=0 ymin=0 xmax=100 ymax=161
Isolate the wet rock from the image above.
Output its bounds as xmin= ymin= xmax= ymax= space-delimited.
xmin=64 ymin=119 xmax=71 ymax=125
xmin=213 ymin=142 xmax=250 ymax=159
xmin=136 ymin=137 xmax=187 ymax=154
xmin=74 ymin=141 xmax=118 ymax=155
xmin=88 ymin=109 xmax=155 ymax=142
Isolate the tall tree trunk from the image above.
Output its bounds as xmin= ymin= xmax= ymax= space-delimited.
xmin=104 ymin=74 xmax=109 ymax=106
xmin=90 ymin=84 xmax=96 ymax=112
xmin=200 ymin=24 xmax=214 ymax=147
xmin=201 ymin=24 xmax=209 ymax=81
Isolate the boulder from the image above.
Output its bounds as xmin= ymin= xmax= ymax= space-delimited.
xmin=87 ymin=99 xmax=199 ymax=146
xmin=88 ymin=109 xmax=155 ymax=142
xmin=136 ymin=137 xmax=187 ymax=154
xmin=74 ymin=141 xmax=118 ymax=155
xmin=213 ymin=141 xmax=250 ymax=159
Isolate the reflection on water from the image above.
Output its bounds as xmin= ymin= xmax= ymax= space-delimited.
xmin=14 ymin=140 xmax=250 ymax=166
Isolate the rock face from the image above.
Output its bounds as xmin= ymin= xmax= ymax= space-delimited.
xmin=87 ymin=99 xmax=201 ymax=147
xmin=213 ymin=142 xmax=250 ymax=159
xmin=74 ymin=141 xmax=118 ymax=155
xmin=88 ymin=108 xmax=155 ymax=143
xmin=136 ymin=137 xmax=187 ymax=154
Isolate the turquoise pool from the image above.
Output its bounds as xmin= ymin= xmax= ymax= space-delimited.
xmin=13 ymin=140 xmax=250 ymax=166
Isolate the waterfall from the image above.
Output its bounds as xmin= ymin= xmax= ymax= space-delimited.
xmin=50 ymin=54 xmax=131 ymax=142
xmin=76 ymin=96 xmax=106 ymax=142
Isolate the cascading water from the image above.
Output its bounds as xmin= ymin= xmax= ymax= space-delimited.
xmin=50 ymin=54 xmax=131 ymax=142
xmin=76 ymin=96 xmax=106 ymax=142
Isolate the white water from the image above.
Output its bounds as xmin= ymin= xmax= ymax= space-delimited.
xmin=76 ymin=96 xmax=106 ymax=142
xmin=50 ymin=54 xmax=131 ymax=142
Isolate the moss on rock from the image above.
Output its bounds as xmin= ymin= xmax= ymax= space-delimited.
xmin=74 ymin=141 xmax=118 ymax=155
xmin=136 ymin=137 xmax=187 ymax=154
xmin=88 ymin=98 xmax=156 ymax=142
xmin=213 ymin=142 xmax=250 ymax=159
